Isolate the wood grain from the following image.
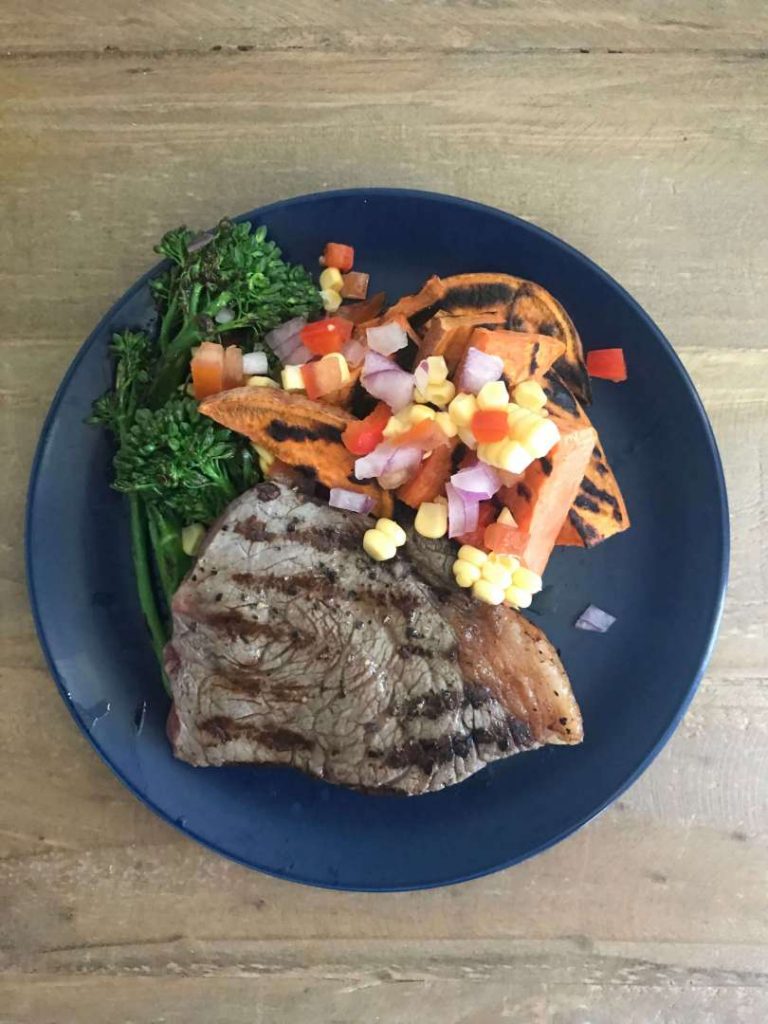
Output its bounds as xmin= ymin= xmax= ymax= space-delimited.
xmin=2 ymin=0 xmax=768 ymax=55
xmin=1 ymin=5 xmax=767 ymax=1022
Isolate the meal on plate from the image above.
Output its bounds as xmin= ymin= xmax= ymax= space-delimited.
xmin=91 ymin=219 xmax=629 ymax=794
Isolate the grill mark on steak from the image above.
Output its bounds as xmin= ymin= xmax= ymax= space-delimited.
xmin=235 ymin=517 xmax=273 ymax=542
xmin=202 ymin=716 xmax=310 ymax=751
xmin=166 ymin=483 xmax=582 ymax=794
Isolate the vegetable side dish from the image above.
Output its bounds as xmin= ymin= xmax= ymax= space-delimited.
xmin=92 ymin=220 xmax=629 ymax=792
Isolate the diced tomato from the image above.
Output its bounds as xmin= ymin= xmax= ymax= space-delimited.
xmin=396 ymin=440 xmax=456 ymax=508
xmin=322 ymin=242 xmax=355 ymax=273
xmin=471 ymin=409 xmax=509 ymax=443
xmin=342 ymin=402 xmax=391 ymax=456
xmin=340 ymin=272 xmax=369 ymax=300
xmin=222 ymin=345 xmax=244 ymax=390
xmin=337 ymin=291 xmax=386 ymax=326
xmin=301 ymin=358 xmax=345 ymax=401
xmin=392 ymin=419 xmax=450 ymax=451
xmin=191 ymin=341 xmax=225 ymax=400
xmin=300 ymin=316 xmax=354 ymax=356
xmin=586 ymin=348 xmax=627 ymax=382
xmin=484 ymin=521 xmax=530 ymax=557
xmin=456 ymin=500 xmax=496 ymax=548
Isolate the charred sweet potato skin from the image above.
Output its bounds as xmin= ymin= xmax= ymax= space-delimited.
xmin=199 ymin=388 xmax=393 ymax=517
xmin=390 ymin=273 xmax=591 ymax=403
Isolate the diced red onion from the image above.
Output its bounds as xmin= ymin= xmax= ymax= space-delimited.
xmin=361 ymin=351 xmax=414 ymax=412
xmin=446 ymin=483 xmax=480 ymax=539
xmin=264 ymin=317 xmax=307 ymax=362
xmin=283 ymin=339 xmax=313 ymax=365
xmin=378 ymin=445 xmax=423 ymax=490
xmin=366 ymin=321 xmax=408 ymax=356
xmin=363 ymin=351 xmax=395 ymax=375
xmin=242 ymin=351 xmax=269 ymax=376
xmin=354 ymin=441 xmax=422 ymax=489
xmin=574 ymin=605 xmax=616 ymax=633
xmin=457 ymin=347 xmax=504 ymax=395
xmin=342 ymin=337 xmax=367 ymax=367
xmin=450 ymin=462 xmax=502 ymax=501
xmin=354 ymin=441 xmax=396 ymax=480
xmin=329 ymin=488 xmax=374 ymax=515
xmin=414 ymin=359 xmax=430 ymax=394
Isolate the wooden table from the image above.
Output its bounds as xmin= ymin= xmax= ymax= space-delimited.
xmin=2 ymin=3 xmax=767 ymax=1021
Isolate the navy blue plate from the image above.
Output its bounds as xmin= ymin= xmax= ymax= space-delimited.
xmin=26 ymin=189 xmax=728 ymax=890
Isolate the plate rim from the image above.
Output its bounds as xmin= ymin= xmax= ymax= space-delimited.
xmin=24 ymin=187 xmax=730 ymax=890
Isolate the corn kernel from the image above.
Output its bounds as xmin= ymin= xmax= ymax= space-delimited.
xmin=512 ymin=567 xmax=543 ymax=594
xmin=494 ymin=553 xmax=520 ymax=573
xmin=497 ymin=440 xmax=533 ymax=474
xmin=477 ymin=380 xmax=510 ymax=411
xmin=181 ymin=523 xmax=206 ymax=557
xmin=246 ymin=375 xmax=280 ymax=389
xmin=363 ymin=528 xmax=398 ymax=561
xmin=426 ymin=355 xmax=449 ymax=383
xmin=252 ymin=443 xmax=275 ymax=473
xmin=448 ymin=393 xmax=478 ymax=427
xmin=415 ymin=502 xmax=448 ymax=539
xmin=505 ymin=585 xmax=533 ymax=609
xmin=281 ymin=365 xmax=305 ymax=391
xmin=416 ymin=379 xmax=455 ymax=408
xmin=454 ymin=562 xmax=481 ymax=588
xmin=477 ymin=440 xmax=506 ymax=466
xmin=383 ymin=414 xmax=408 ymax=438
xmin=513 ymin=380 xmax=548 ymax=411
xmin=506 ymin=404 xmax=530 ymax=431
xmin=320 ymin=351 xmax=350 ymax=384
xmin=457 ymin=427 xmax=478 ymax=449
xmin=481 ymin=560 xmax=512 ymax=588
xmin=376 ymin=518 xmax=407 ymax=547
xmin=434 ymin=411 xmax=458 ymax=438
xmin=496 ymin=507 xmax=516 ymax=526
xmin=434 ymin=495 xmax=448 ymax=506
xmin=472 ymin=579 xmax=506 ymax=605
xmin=319 ymin=267 xmax=344 ymax=292
xmin=320 ymin=288 xmax=343 ymax=313
xmin=458 ymin=545 xmax=488 ymax=567
xmin=521 ymin=418 xmax=560 ymax=458
xmin=409 ymin=404 xmax=436 ymax=424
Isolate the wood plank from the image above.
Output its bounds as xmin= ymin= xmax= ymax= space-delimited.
xmin=1 ymin=34 xmax=767 ymax=1024
xmin=2 ymin=968 xmax=766 ymax=1024
xmin=0 ymin=51 xmax=766 ymax=355
xmin=2 ymin=0 xmax=768 ymax=56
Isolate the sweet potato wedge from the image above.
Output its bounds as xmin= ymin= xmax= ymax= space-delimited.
xmin=543 ymin=372 xmax=630 ymax=548
xmin=418 ymin=310 xmax=507 ymax=371
xmin=199 ymin=387 xmax=393 ymax=517
xmin=389 ymin=273 xmax=591 ymax=403
xmin=468 ymin=328 xmax=566 ymax=386
xmin=500 ymin=411 xmax=597 ymax=575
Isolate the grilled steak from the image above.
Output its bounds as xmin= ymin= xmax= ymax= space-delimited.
xmin=166 ymin=482 xmax=582 ymax=795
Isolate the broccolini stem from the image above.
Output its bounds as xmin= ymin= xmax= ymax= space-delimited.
xmin=158 ymin=286 xmax=180 ymax=352
xmin=129 ymin=493 xmax=170 ymax=689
